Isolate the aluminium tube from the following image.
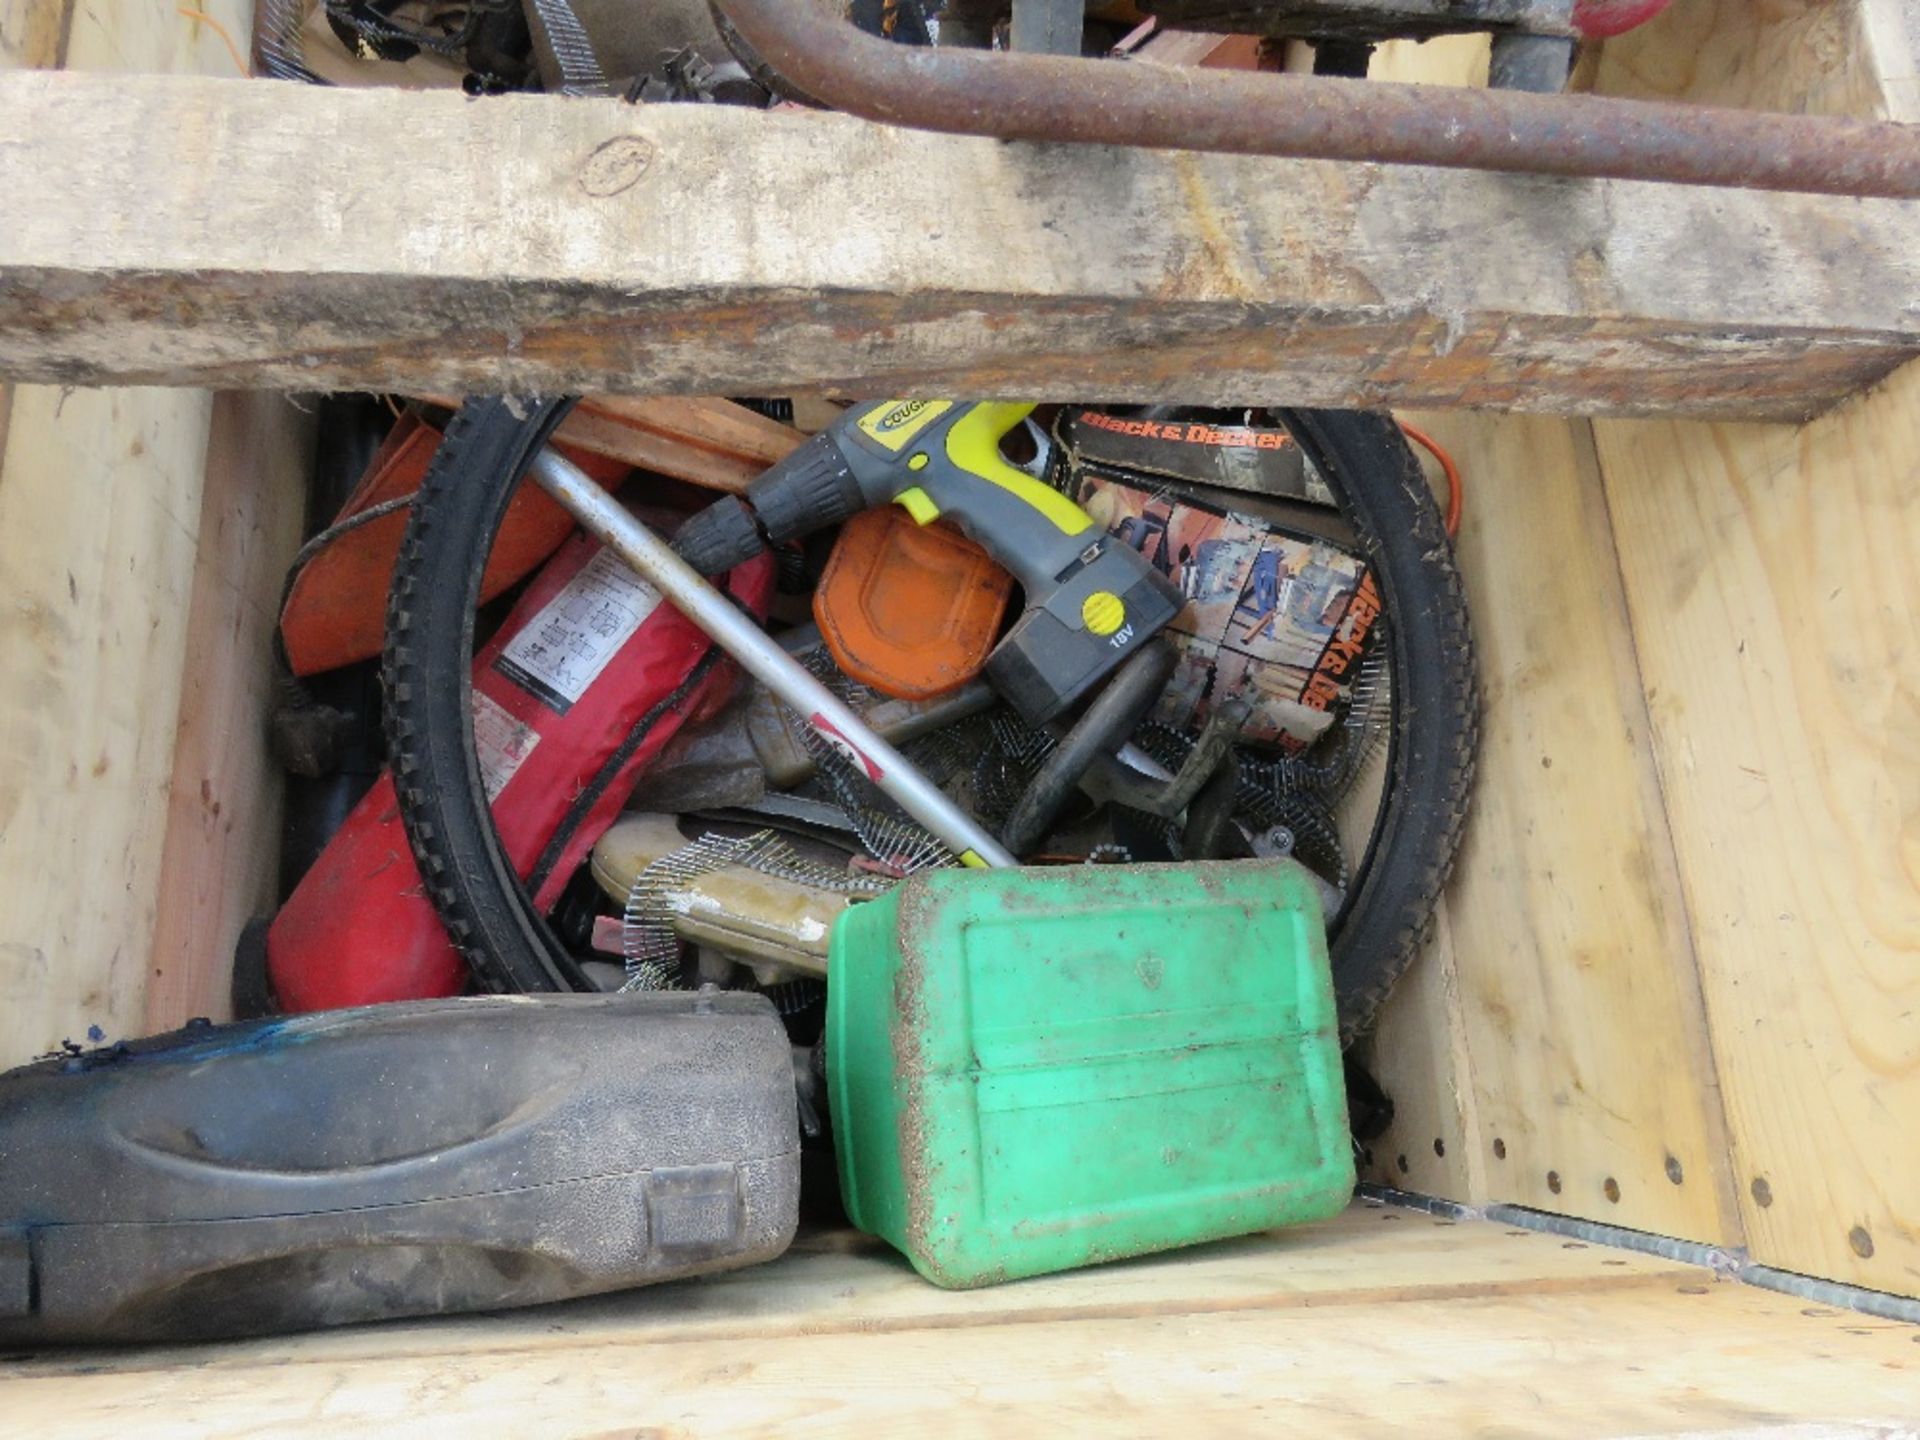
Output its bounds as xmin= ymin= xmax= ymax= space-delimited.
xmin=529 ymin=447 xmax=1018 ymax=868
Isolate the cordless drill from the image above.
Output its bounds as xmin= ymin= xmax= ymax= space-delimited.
xmin=674 ymin=401 xmax=1183 ymax=726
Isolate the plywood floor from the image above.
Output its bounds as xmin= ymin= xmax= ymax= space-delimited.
xmin=3 ymin=1203 xmax=1914 ymax=1438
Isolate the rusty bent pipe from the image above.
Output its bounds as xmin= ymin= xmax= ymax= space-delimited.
xmin=711 ymin=0 xmax=1920 ymax=198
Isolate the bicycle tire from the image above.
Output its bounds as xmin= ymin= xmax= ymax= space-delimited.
xmin=384 ymin=398 xmax=1477 ymax=1039
xmin=1276 ymin=409 xmax=1479 ymax=1044
xmin=382 ymin=396 xmax=587 ymax=995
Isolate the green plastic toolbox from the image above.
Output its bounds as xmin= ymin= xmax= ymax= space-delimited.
xmin=826 ymin=859 xmax=1354 ymax=1288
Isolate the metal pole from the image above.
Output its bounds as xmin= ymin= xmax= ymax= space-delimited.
xmin=529 ymin=448 xmax=1018 ymax=869
xmin=711 ymin=0 xmax=1920 ymax=198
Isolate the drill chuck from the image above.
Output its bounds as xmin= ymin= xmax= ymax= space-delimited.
xmin=747 ymin=432 xmax=866 ymax=543
xmin=674 ymin=432 xmax=868 ymax=576
xmin=672 ymin=494 xmax=766 ymax=576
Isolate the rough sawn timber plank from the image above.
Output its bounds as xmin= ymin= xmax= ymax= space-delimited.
xmin=1 ymin=70 xmax=1917 ymax=419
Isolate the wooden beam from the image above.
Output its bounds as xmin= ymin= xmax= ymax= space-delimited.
xmin=3 ymin=71 xmax=1918 ymax=420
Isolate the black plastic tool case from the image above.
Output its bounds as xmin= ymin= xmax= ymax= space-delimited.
xmin=0 ymin=992 xmax=800 ymax=1343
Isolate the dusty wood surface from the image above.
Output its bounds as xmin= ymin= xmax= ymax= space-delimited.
xmin=142 ymin=394 xmax=310 ymax=1032
xmin=2 ymin=71 xmax=1918 ymax=419
xmin=0 ymin=1204 xmax=1704 ymax=1381
xmin=1350 ymin=34 xmax=1742 ymax=1249
xmin=1365 ymin=2 xmax=1920 ymax=1293
xmin=1398 ymin=409 xmax=1741 ymax=1244
xmin=3 ymin=1207 xmax=1914 ymax=1439
xmin=0 ymin=0 xmax=257 ymax=1068
xmin=1585 ymin=0 xmax=1920 ymax=1297
xmin=1354 ymin=897 xmax=1488 ymax=1202
xmin=1599 ymin=364 xmax=1920 ymax=1294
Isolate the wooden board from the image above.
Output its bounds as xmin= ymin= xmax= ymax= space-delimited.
xmin=1350 ymin=35 xmax=1742 ymax=1247
xmin=1597 ymin=0 xmax=1894 ymax=121
xmin=1863 ymin=0 xmax=1920 ymax=122
xmin=1408 ymin=410 xmax=1739 ymax=1243
xmin=142 ymin=394 xmax=311 ymax=1030
xmin=0 ymin=0 xmax=257 ymax=1068
xmin=0 ymin=1204 xmax=1704 ymax=1380
xmin=0 ymin=0 xmax=70 ymax=70
xmin=0 ymin=386 xmax=211 ymax=1058
xmin=416 ymin=393 xmax=803 ymax=493
xmin=3 ymin=1210 xmax=1914 ymax=1439
xmin=2 ymin=72 xmax=1918 ymax=419
xmin=1596 ymin=365 xmax=1920 ymax=1290
xmin=1355 ymin=901 xmax=1489 ymax=1203
xmin=1584 ymin=0 xmax=1920 ymax=1294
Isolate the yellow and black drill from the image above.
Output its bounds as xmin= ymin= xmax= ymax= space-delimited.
xmin=673 ymin=400 xmax=1183 ymax=726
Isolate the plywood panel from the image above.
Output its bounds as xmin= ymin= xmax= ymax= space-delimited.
xmin=0 ymin=387 xmax=213 ymax=1057
xmin=1862 ymin=0 xmax=1920 ymax=121
xmin=1 ymin=1215 xmax=1910 ymax=1440
xmin=0 ymin=0 xmax=260 ymax=1068
xmin=1351 ymin=35 xmax=1739 ymax=1243
xmin=143 ymin=394 xmax=311 ymax=1030
xmin=1406 ymin=412 xmax=1740 ymax=1240
xmin=1 ymin=1205 xmax=1704 ymax=1381
xmin=0 ymin=0 xmax=70 ymax=70
xmin=1588 ymin=0 xmax=1920 ymax=1294
xmin=1596 ymin=0 xmax=1892 ymax=119
xmin=1596 ymin=364 xmax=1920 ymax=1292
xmin=1355 ymin=901 xmax=1488 ymax=1201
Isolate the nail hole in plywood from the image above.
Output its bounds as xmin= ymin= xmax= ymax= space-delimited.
xmin=1493 ymin=1138 xmax=1507 ymax=1159
xmin=1604 ymin=1177 xmax=1622 ymax=1204
xmin=1433 ymin=1138 xmax=1445 ymax=1158
xmin=1546 ymin=1170 xmax=1563 ymax=1194
xmin=1751 ymin=1177 xmax=1774 ymax=1207
xmin=1396 ymin=1154 xmax=1409 ymax=1174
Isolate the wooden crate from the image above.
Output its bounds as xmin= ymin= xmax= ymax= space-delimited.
xmin=1 ymin=1 xmax=1916 ymax=1432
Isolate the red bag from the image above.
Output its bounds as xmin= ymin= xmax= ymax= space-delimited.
xmin=1572 ymin=0 xmax=1671 ymax=37
xmin=278 ymin=411 xmax=631 ymax=678
xmin=267 ymin=519 xmax=773 ymax=1010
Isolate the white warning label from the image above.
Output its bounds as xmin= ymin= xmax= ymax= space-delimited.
xmin=494 ymin=547 xmax=662 ymax=714
xmin=472 ymin=690 xmax=541 ymax=801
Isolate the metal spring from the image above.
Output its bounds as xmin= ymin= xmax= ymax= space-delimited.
xmin=1264 ymin=794 xmax=1351 ymax=891
xmin=759 ymin=978 xmax=826 ymax=1016
xmin=621 ymin=831 xmax=775 ymax=990
xmin=781 ymin=651 xmax=959 ymax=873
xmin=620 ymin=829 xmax=889 ymax=991
xmin=257 ymin=0 xmax=329 ymax=81
xmin=970 ymin=709 xmax=1056 ymax=823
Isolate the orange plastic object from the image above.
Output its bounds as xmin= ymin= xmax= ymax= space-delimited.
xmin=813 ymin=505 xmax=1016 ymax=699
xmin=279 ymin=412 xmax=630 ymax=677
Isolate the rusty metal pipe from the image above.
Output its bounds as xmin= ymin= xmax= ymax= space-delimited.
xmin=713 ymin=0 xmax=1920 ymax=197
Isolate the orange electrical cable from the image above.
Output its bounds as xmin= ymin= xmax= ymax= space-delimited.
xmin=177 ymin=6 xmax=250 ymax=76
xmin=1398 ymin=421 xmax=1463 ymax=538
